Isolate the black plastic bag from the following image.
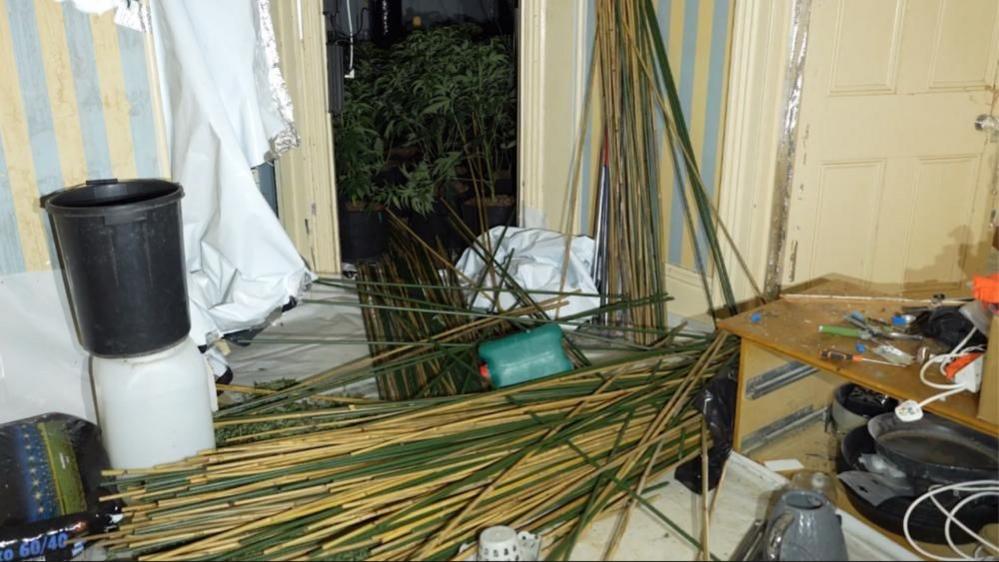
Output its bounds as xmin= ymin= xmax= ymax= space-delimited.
xmin=0 ymin=414 xmax=119 ymax=561
xmin=676 ymin=355 xmax=739 ymax=495
xmin=675 ymin=445 xmax=731 ymax=493
xmin=915 ymin=307 xmax=988 ymax=348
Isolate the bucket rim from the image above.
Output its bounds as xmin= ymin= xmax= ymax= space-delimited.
xmin=45 ymin=179 xmax=183 ymax=217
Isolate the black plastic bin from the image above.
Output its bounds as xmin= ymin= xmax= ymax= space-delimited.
xmin=45 ymin=179 xmax=190 ymax=358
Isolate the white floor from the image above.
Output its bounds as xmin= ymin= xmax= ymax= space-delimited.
xmin=572 ymin=454 xmax=915 ymax=561
xmin=226 ymin=283 xmax=378 ymax=397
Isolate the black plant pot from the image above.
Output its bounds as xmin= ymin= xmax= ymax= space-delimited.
xmin=449 ymin=181 xmax=475 ymax=204
xmin=494 ymin=169 xmax=515 ymax=197
xmin=461 ymin=196 xmax=516 ymax=237
xmin=339 ymin=204 xmax=387 ymax=263
xmin=387 ymin=146 xmax=420 ymax=165
xmin=494 ymin=177 xmax=516 ymax=197
xmin=409 ymin=200 xmax=460 ymax=250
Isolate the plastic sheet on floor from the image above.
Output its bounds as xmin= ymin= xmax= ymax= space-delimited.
xmin=455 ymin=227 xmax=599 ymax=326
xmin=223 ymin=284 xmax=378 ymax=399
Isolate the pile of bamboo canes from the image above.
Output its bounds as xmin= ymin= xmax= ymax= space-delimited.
xmin=590 ymin=0 xmax=671 ymax=343
xmin=97 ymin=334 xmax=734 ymax=561
xmin=351 ymin=223 xmax=506 ymax=400
xmin=313 ymin=216 xmax=677 ymax=401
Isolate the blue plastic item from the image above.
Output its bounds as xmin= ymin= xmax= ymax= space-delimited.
xmin=478 ymin=324 xmax=573 ymax=388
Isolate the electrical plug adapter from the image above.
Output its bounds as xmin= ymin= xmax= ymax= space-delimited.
xmin=952 ymin=354 xmax=984 ymax=392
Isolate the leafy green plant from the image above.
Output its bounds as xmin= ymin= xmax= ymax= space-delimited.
xmin=441 ymin=36 xmax=517 ymax=200
xmin=335 ymin=25 xmax=516 ymax=212
xmin=388 ymin=161 xmax=435 ymax=215
xmin=334 ymin=98 xmax=384 ymax=208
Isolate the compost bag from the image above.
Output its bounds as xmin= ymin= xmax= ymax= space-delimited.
xmin=0 ymin=414 xmax=119 ymax=561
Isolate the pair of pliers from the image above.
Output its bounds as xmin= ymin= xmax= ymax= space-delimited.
xmin=845 ymin=311 xmax=922 ymax=341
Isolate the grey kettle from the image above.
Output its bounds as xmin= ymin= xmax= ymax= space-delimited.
xmin=763 ymin=489 xmax=848 ymax=561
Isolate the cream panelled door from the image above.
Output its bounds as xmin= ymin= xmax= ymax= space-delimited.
xmin=783 ymin=0 xmax=999 ymax=291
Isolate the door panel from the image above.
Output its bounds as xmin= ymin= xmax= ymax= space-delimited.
xmin=828 ymin=0 xmax=905 ymax=95
xmin=808 ymin=160 xmax=885 ymax=281
xmin=926 ymin=0 xmax=999 ymax=90
xmin=784 ymin=0 xmax=999 ymax=291
xmin=901 ymin=155 xmax=981 ymax=283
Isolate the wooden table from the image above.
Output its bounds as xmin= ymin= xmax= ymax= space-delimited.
xmin=719 ymin=279 xmax=998 ymax=558
xmin=719 ymin=281 xmax=997 ymax=453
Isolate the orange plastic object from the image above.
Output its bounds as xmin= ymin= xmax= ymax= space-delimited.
xmin=973 ymin=274 xmax=999 ymax=304
xmin=944 ymin=352 xmax=983 ymax=380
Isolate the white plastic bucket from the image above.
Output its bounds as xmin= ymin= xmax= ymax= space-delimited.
xmin=91 ymin=338 xmax=216 ymax=469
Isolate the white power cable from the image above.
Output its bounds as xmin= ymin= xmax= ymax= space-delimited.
xmin=903 ymin=480 xmax=999 ymax=561
xmin=943 ymin=491 xmax=999 ymax=560
xmin=897 ymin=328 xmax=984 ymax=420
xmin=0 ymin=350 xmax=6 ymax=404
xmin=344 ymin=0 xmax=354 ymax=77
xmin=916 ymin=386 xmax=969 ymax=409
xmin=920 ymin=328 xmax=980 ymax=390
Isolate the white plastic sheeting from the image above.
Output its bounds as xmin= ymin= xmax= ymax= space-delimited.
xmin=55 ymin=0 xmax=149 ymax=31
xmin=0 ymin=273 xmax=375 ymax=426
xmin=455 ymin=227 xmax=599 ymax=323
xmin=56 ymin=0 xmax=117 ymax=12
xmin=0 ymin=272 xmax=92 ymax=425
xmin=151 ymin=0 xmax=311 ymax=346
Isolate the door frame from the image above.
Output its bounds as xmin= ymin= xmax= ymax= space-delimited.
xmin=516 ymin=0 xmax=591 ymax=231
xmin=715 ymin=0 xmax=802 ymax=306
xmin=276 ymin=0 xmax=803 ymax=299
xmin=272 ymin=0 xmax=341 ymax=275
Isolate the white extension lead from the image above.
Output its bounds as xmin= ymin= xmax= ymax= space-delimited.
xmin=344 ymin=0 xmax=355 ymax=79
xmin=903 ymin=480 xmax=999 ymax=561
xmin=895 ymin=328 xmax=984 ymax=422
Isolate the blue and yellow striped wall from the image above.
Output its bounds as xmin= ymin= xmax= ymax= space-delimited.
xmin=577 ymin=0 xmax=733 ymax=272
xmin=659 ymin=0 xmax=732 ymax=270
xmin=0 ymin=0 xmax=166 ymax=274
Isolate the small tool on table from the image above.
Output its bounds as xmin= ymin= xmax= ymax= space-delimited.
xmin=844 ymin=311 xmax=923 ymax=341
xmin=818 ymin=325 xmax=876 ymax=340
xmin=820 ymin=349 xmax=902 ymax=367
xmin=819 ymin=312 xmax=917 ymax=366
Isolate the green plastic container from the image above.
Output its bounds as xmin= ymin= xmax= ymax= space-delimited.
xmin=478 ymin=324 xmax=573 ymax=388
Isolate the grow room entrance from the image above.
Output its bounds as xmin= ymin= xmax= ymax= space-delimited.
xmin=329 ymin=0 xmax=519 ymax=265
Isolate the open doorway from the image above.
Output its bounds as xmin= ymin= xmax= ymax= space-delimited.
xmin=324 ymin=0 xmax=519 ymax=264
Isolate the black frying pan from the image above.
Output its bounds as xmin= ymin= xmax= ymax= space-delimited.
xmin=837 ymin=425 xmax=996 ymax=544
xmin=867 ymin=413 xmax=999 ymax=485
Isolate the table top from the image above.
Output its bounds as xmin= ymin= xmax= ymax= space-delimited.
xmin=719 ymin=280 xmax=997 ymax=436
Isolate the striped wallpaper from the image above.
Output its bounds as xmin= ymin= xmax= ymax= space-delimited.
xmin=578 ymin=0 xmax=733 ymax=272
xmin=0 ymin=0 xmax=166 ymax=275
xmin=660 ymin=0 xmax=733 ymax=270
xmin=0 ymin=0 xmax=731 ymax=275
